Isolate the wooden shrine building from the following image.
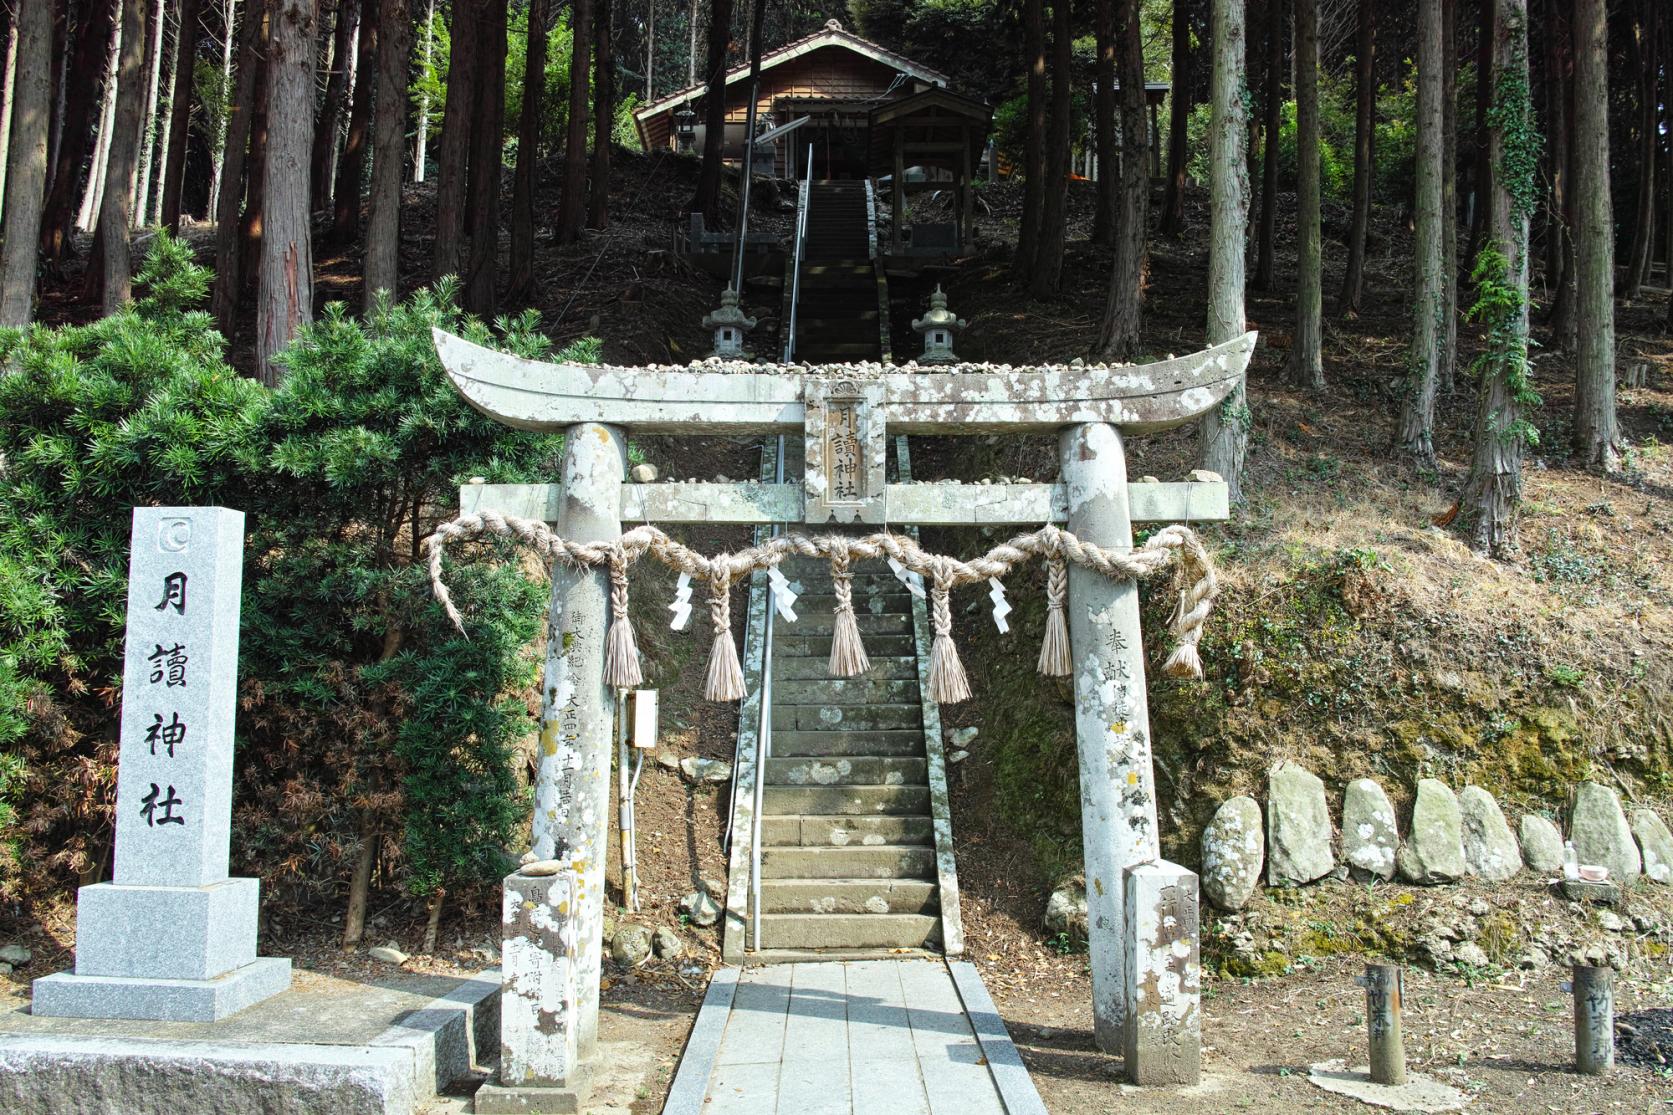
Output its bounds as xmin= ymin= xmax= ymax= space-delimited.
xmin=635 ymin=19 xmax=996 ymax=261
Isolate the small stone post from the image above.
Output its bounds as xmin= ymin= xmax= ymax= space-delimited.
xmin=531 ymin=423 xmax=625 ymax=1064
xmin=33 ymin=507 xmax=291 ymax=1021
xmin=1060 ymin=422 xmax=1162 ymax=1053
xmin=477 ymin=869 xmax=582 ymax=1112
xmin=1572 ymin=964 xmax=1614 ymax=1075
xmin=1362 ymin=963 xmax=1407 ymax=1085
xmin=1122 ymin=861 xmax=1201 ymax=1085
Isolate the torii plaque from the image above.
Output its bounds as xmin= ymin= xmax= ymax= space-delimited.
xmin=433 ymin=328 xmax=1253 ymax=1084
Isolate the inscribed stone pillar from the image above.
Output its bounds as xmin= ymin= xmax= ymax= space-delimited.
xmin=530 ymin=422 xmax=625 ymax=1063
xmin=1123 ymin=861 xmax=1202 ymax=1085
xmin=498 ymin=870 xmax=580 ymax=1088
xmin=1059 ymin=422 xmax=1161 ymax=1054
xmin=32 ymin=507 xmax=290 ymax=1021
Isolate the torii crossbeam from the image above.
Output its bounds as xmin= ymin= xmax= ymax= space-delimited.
xmin=434 ymin=328 xmax=1254 ymax=1094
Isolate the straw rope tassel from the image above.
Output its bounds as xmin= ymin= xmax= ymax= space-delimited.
xmin=1037 ymin=552 xmax=1072 ymax=677
xmin=827 ymin=549 xmax=870 ymax=677
xmin=1159 ymin=526 xmax=1217 ymax=680
xmin=602 ymin=547 xmax=643 ymax=690
xmin=926 ymin=572 xmax=972 ymax=704
xmin=703 ymin=569 xmax=747 ymax=701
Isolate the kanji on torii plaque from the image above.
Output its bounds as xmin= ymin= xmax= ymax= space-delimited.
xmin=432 ymin=327 xmax=1253 ymax=1086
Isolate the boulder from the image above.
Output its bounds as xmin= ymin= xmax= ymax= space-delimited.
xmin=1518 ymin=814 xmax=1566 ymax=874
xmin=1044 ymin=875 xmax=1088 ymax=941
xmin=368 ymin=944 xmax=408 ymax=965
xmin=680 ymin=756 xmax=732 ymax=784
xmin=1266 ymin=763 xmax=1334 ymax=886
xmin=1201 ymin=796 xmax=1264 ymax=910
xmin=610 ymin=924 xmax=654 ymax=968
xmin=1569 ymin=782 xmax=1641 ymax=882
xmin=1630 ymin=808 xmax=1673 ymax=884
xmin=1396 ymin=779 xmax=1466 ymax=885
xmin=1459 ymin=786 xmax=1522 ymax=882
xmin=0 ymin=944 xmax=31 ymax=966
xmin=679 ymin=888 xmax=721 ymax=928
xmin=652 ymin=926 xmax=683 ymax=960
xmin=1341 ymin=779 xmax=1398 ymax=882
xmin=629 ymin=462 xmax=658 ymax=483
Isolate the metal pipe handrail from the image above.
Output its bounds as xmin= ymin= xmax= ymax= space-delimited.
xmin=750 ymin=433 xmax=786 ymax=952
xmin=783 ymin=145 xmax=813 ymax=363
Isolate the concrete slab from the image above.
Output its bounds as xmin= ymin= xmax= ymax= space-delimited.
xmin=0 ymin=968 xmax=499 ymax=1115
xmin=1306 ymin=1059 xmax=1471 ymax=1112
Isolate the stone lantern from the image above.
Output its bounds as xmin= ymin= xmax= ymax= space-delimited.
xmin=702 ymin=287 xmax=757 ymax=360
xmin=674 ymin=108 xmax=698 ymax=153
xmin=910 ymin=286 xmax=967 ymax=365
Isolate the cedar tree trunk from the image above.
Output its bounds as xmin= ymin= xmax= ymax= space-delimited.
xmin=1569 ymin=0 xmax=1616 ymax=468
xmin=362 ymin=0 xmax=409 ymax=310
xmin=1460 ymin=0 xmax=1533 ymax=555
xmin=588 ymin=0 xmax=613 ymax=230
xmin=556 ymin=0 xmax=591 ymax=242
xmin=1396 ymin=0 xmax=1445 ymax=464
xmin=1253 ymin=0 xmax=1282 ymax=290
xmin=432 ymin=0 xmax=477 ymax=277
xmin=1029 ymin=0 xmax=1071 ymax=297
xmin=690 ymin=0 xmax=729 ymax=223
xmin=462 ymin=0 xmax=506 ymax=313
xmin=42 ymin=0 xmax=117 ymax=258
xmin=211 ymin=0 xmax=262 ymax=338
xmin=158 ymin=0 xmax=200 ymax=229
xmin=1288 ymin=0 xmax=1322 ymax=388
xmin=1093 ymin=0 xmax=1150 ymax=356
xmin=94 ymin=0 xmax=147 ymax=312
xmin=1197 ymin=0 xmax=1249 ymax=502
xmin=507 ymin=0 xmax=548 ymax=300
xmin=333 ymin=0 xmax=377 ymax=243
xmin=1160 ymin=0 xmax=1191 ymax=238
xmin=0 ymin=0 xmax=51 ymax=325
xmin=255 ymin=0 xmax=317 ymax=385
xmin=1339 ymin=0 xmax=1374 ymax=315
xmin=1013 ymin=0 xmax=1045 ymax=277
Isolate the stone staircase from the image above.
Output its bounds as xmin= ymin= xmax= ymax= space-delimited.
xmin=753 ymin=559 xmax=949 ymax=953
xmin=791 ymin=181 xmax=886 ymax=363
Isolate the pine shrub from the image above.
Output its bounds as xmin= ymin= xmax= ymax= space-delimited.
xmin=0 ymin=236 xmax=590 ymax=921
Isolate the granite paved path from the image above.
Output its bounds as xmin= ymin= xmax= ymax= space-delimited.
xmin=662 ymin=958 xmax=1047 ymax=1115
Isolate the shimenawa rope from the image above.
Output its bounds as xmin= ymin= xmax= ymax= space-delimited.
xmin=424 ymin=511 xmax=1219 ymax=704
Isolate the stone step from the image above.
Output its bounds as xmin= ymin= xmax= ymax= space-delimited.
xmin=765 ymin=756 xmax=927 ymax=787
xmin=774 ymin=634 xmax=916 ymax=659
xmin=762 ymin=785 xmax=929 ymax=816
xmin=756 ymin=913 xmax=941 ymax=950
xmin=785 ymin=593 xmax=914 ymax=617
xmin=761 ymin=814 xmax=934 ymax=847
xmin=771 ymin=678 xmax=920 ymax=706
xmin=770 ymin=729 xmax=924 ymax=757
xmin=760 ymin=878 xmax=939 ymax=914
xmin=777 ymin=612 xmax=912 ymax=637
xmin=772 ymin=656 xmax=918 ymax=682
xmin=759 ymin=844 xmax=937 ymax=880
xmin=772 ymin=703 xmax=922 ymax=732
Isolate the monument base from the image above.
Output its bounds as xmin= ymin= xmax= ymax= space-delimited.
xmin=31 ymin=957 xmax=292 ymax=1022
xmin=473 ymin=1070 xmax=592 ymax=1115
xmin=3 ymin=968 xmax=498 ymax=1115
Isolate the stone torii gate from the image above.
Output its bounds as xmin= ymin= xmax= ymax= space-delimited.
xmin=433 ymin=327 xmax=1253 ymax=1096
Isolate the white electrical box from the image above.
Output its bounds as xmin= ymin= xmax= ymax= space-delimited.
xmin=630 ymin=690 xmax=659 ymax=750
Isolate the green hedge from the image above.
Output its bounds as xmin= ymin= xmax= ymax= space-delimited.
xmin=0 ymin=235 xmax=584 ymax=913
